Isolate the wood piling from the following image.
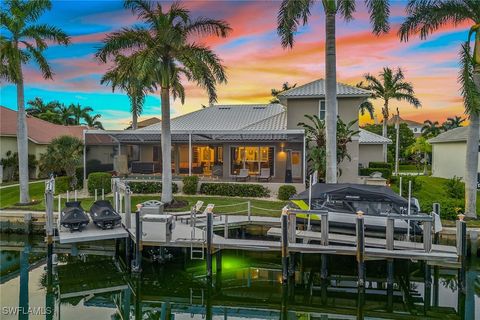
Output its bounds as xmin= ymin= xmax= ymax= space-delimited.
xmin=206 ymin=206 xmax=214 ymax=278
xmin=356 ymin=211 xmax=365 ymax=287
xmin=133 ymin=206 xmax=143 ymax=273
xmin=281 ymin=209 xmax=289 ymax=284
xmin=456 ymin=214 xmax=467 ymax=293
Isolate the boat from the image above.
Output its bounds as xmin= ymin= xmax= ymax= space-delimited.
xmin=290 ymin=183 xmax=425 ymax=235
xmin=60 ymin=201 xmax=90 ymax=232
xmin=89 ymin=200 xmax=122 ymax=230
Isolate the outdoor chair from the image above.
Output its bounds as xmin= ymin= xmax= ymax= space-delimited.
xmin=235 ymin=169 xmax=250 ymax=182
xmin=257 ymin=168 xmax=272 ymax=182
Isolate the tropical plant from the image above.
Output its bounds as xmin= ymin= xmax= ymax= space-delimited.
xmin=82 ymin=113 xmax=104 ymax=129
xmin=359 ymin=100 xmax=375 ymax=119
xmin=270 ymin=82 xmax=296 ymax=104
xmin=69 ymin=103 xmax=93 ymax=125
xmin=101 ymin=54 xmax=154 ymax=129
xmin=299 ymin=114 xmax=359 ymax=181
xmin=0 ymin=151 xmax=37 ymax=181
xmin=422 ymin=120 xmax=443 ymax=138
xmin=0 ymin=0 xmax=70 ymax=203
xmin=96 ymin=0 xmax=231 ymax=204
xmin=39 ymin=136 xmax=83 ymax=189
xmin=399 ymin=0 xmax=480 ymax=218
xmin=406 ymin=136 xmax=431 ymax=175
xmin=357 ymin=67 xmax=421 ymax=161
xmin=363 ymin=123 xmax=415 ymax=163
xmin=277 ymin=0 xmax=391 ymax=183
xmin=442 ymin=116 xmax=466 ymax=131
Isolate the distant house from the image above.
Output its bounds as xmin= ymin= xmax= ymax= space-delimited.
xmin=125 ymin=117 xmax=161 ymax=130
xmin=0 ymin=106 xmax=87 ymax=179
xmin=429 ymin=126 xmax=480 ymax=180
xmin=387 ymin=115 xmax=423 ymax=137
xmin=85 ymin=79 xmax=390 ymax=189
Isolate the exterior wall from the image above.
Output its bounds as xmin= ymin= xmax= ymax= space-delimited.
xmin=358 ymin=144 xmax=385 ymax=168
xmin=0 ymin=136 xmax=47 ymax=178
xmin=431 ymin=142 xmax=480 ymax=179
xmin=86 ymin=145 xmax=115 ymax=164
xmin=140 ymin=145 xmax=154 ymax=162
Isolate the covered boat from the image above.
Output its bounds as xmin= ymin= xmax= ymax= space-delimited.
xmin=89 ymin=200 xmax=122 ymax=229
xmin=290 ymin=183 xmax=423 ymax=235
xmin=60 ymin=201 xmax=90 ymax=232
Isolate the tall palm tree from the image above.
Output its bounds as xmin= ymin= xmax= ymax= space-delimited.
xmin=277 ymin=0 xmax=391 ymax=183
xmin=96 ymin=0 xmax=230 ymax=204
xmin=101 ymin=54 xmax=153 ymax=130
xmin=358 ymin=67 xmax=421 ymax=161
xmin=26 ymin=97 xmax=62 ymax=123
xmin=69 ymin=103 xmax=93 ymax=125
xmin=422 ymin=120 xmax=443 ymax=138
xmin=442 ymin=115 xmax=466 ymax=130
xmin=57 ymin=103 xmax=74 ymax=125
xmin=270 ymin=82 xmax=296 ymax=104
xmin=82 ymin=113 xmax=104 ymax=129
xmin=0 ymin=0 xmax=70 ymax=203
xmin=399 ymin=0 xmax=480 ymax=218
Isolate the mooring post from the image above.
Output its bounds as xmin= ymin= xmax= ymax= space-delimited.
xmin=66 ymin=190 xmax=69 ymax=202
xmin=57 ymin=194 xmax=61 ymax=214
xmin=281 ymin=208 xmax=289 ymax=284
xmin=74 ymin=189 xmax=77 ymax=201
xmin=224 ymin=214 xmax=229 ymax=239
xmin=95 ymin=189 xmax=98 ymax=201
xmin=206 ymin=206 xmax=214 ymax=278
xmin=432 ymin=202 xmax=440 ymax=244
xmin=386 ymin=259 xmax=394 ymax=312
xmin=45 ymin=183 xmax=54 ymax=265
xmin=124 ymin=188 xmax=131 ymax=229
xmin=356 ymin=210 xmax=365 ymax=287
xmin=386 ymin=216 xmax=394 ymax=250
xmin=321 ymin=211 xmax=329 ymax=246
xmin=423 ymin=218 xmax=432 ymax=253
xmin=288 ymin=212 xmax=296 ymax=243
xmin=247 ymin=200 xmax=251 ymax=222
xmin=456 ymin=214 xmax=467 ymax=294
xmin=424 ymin=263 xmax=432 ymax=313
xmin=101 ymin=188 xmax=105 ymax=200
xmin=132 ymin=204 xmax=143 ymax=273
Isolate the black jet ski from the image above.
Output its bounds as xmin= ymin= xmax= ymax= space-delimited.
xmin=60 ymin=201 xmax=90 ymax=232
xmin=89 ymin=200 xmax=122 ymax=230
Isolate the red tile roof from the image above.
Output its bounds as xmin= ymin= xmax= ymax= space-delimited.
xmin=0 ymin=106 xmax=87 ymax=144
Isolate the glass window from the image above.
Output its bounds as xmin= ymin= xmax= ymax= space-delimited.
xmin=319 ymin=100 xmax=326 ymax=120
xmin=230 ymin=146 xmax=274 ymax=176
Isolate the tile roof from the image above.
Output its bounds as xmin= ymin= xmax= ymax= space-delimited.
xmin=0 ymin=106 xmax=87 ymax=144
xmin=278 ymin=79 xmax=371 ymax=98
xmin=428 ymin=126 xmax=477 ymax=144
xmin=387 ymin=115 xmax=423 ymax=126
xmin=359 ymin=129 xmax=392 ymax=144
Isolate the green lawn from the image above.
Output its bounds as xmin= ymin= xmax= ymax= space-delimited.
xmin=0 ymin=182 xmax=46 ymax=209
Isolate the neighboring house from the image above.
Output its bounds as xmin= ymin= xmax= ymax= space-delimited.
xmin=0 ymin=106 xmax=86 ymax=179
xmin=387 ymin=115 xmax=423 ymax=137
xmin=429 ymin=126 xmax=480 ymax=181
xmin=125 ymin=117 xmax=161 ymax=130
xmin=84 ymin=79 xmax=390 ymax=189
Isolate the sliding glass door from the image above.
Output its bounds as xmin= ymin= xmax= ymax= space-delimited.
xmin=230 ymin=146 xmax=274 ymax=176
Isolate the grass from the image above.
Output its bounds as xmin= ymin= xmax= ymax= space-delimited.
xmin=0 ymin=182 xmax=46 ymax=209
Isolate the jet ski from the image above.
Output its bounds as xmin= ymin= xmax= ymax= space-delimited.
xmin=60 ymin=201 xmax=90 ymax=232
xmin=290 ymin=183 xmax=424 ymax=235
xmin=89 ymin=200 xmax=122 ymax=230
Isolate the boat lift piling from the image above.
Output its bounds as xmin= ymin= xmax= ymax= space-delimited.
xmin=206 ymin=206 xmax=214 ymax=278
xmin=132 ymin=204 xmax=143 ymax=273
xmin=281 ymin=208 xmax=289 ymax=284
xmin=456 ymin=214 xmax=467 ymax=293
xmin=356 ymin=211 xmax=365 ymax=287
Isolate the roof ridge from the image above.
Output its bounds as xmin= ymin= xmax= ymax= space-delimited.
xmin=278 ymin=78 xmax=371 ymax=97
xmin=241 ymin=108 xmax=286 ymax=130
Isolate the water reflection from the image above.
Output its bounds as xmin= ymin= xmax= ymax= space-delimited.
xmin=1 ymin=234 xmax=479 ymax=320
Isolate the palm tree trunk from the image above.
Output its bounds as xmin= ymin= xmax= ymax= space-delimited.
xmin=132 ymin=101 xmax=138 ymax=130
xmin=464 ymin=73 xmax=480 ymax=218
xmin=423 ymin=150 xmax=428 ymax=175
xmin=16 ymin=62 xmax=30 ymax=204
xmin=324 ymin=11 xmax=338 ymax=183
xmin=160 ymin=87 xmax=173 ymax=204
xmin=382 ymin=101 xmax=389 ymax=162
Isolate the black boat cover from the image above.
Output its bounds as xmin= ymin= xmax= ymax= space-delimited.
xmin=89 ymin=200 xmax=121 ymax=221
xmin=291 ymin=183 xmax=409 ymax=206
xmin=61 ymin=201 xmax=89 ymax=224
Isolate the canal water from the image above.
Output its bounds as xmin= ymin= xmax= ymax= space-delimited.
xmin=1 ymin=233 xmax=479 ymax=320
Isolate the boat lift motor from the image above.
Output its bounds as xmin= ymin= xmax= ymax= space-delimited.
xmin=141 ymin=213 xmax=175 ymax=243
xmin=140 ymin=200 xmax=164 ymax=216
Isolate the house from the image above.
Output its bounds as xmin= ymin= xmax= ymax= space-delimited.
xmin=125 ymin=117 xmax=161 ymax=130
xmin=429 ymin=126 xmax=480 ymax=180
xmin=0 ymin=106 xmax=87 ymax=180
xmin=387 ymin=115 xmax=423 ymax=137
xmin=84 ymin=79 xmax=391 ymax=191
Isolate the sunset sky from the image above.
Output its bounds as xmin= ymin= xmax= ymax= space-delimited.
xmin=0 ymin=0 xmax=471 ymax=129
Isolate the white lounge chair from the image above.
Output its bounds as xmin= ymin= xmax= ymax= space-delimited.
xmin=235 ymin=169 xmax=250 ymax=181
xmin=257 ymin=168 xmax=272 ymax=182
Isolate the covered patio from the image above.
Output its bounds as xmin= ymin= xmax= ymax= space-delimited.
xmin=84 ymin=129 xmax=306 ymax=185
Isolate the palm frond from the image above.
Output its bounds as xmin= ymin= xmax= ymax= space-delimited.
xmin=365 ymin=0 xmax=390 ymax=34
xmin=186 ymin=17 xmax=231 ymax=38
xmin=96 ymin=26 xmax=151 ymax=62
xmin=277 ymin=0 xmax=314 ymax=48
xmin=21 ymin=40 xmax=52 ymax=79
xmin=21 ymin=24 xmax=70 ymax=46
xmin=337 ymin=0 xmax=356 ymax=21
xmin=459 ymin=42 xmax=480 ymax=116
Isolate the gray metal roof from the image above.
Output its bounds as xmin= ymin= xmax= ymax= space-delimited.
xmin=428 ymin=126 xmax=479 ymax=144
xmin=359 ymin=129 xmax=392 ymax=145
xmin=278 ymin=79 xmax=371 ymax=98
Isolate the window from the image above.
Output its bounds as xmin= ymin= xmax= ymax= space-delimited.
xmin=230 ymin=146 xmax=274 ymax=175
xmin=319 ymin=100 xmax=326 ymax=120
xmin=153 ymin=146 xmax=161 ymax=162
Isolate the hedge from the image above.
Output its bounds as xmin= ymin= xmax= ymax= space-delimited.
xmin=359 ymin=168 xmax=392 ymax=180
xmin=421 ymin=198 xmax=464 ymax=220
xmin=200 ymin=183 xmax=270 ymax=198
xmin=183 ymin=176 xmax=199 ymax=195
xmin=368 ymin=162 xmax=392 ymax=169
xmin=55 ymin=176 xmax=72 ymax=194
xmin=278 ymin=185 xmax=297 ymax=201
xmin=87 ymin=172 xmax=112 ymax=195
xmin=129 ymin=181 xmax=178 ymax=194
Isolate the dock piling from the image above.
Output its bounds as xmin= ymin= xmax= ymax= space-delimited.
xmin=206 ymin=206 xmax=214 ymax=277
xmin=247 ymin=201 xmax=251 ymax=222
xmin=101 ymin=188 xmax=104 ymax=200
xmin=132 ymin=205 xmax=143 ymax=273
xmin=321 ymin=211 xmax=328 ymax=245
xmin=356 ymin=211 xmax=365 ymax=287
xmin=423 ymin=219 xmax=432 ymax=253
xmin=95 ymin=189 xmax=97 ymax=201
xmin=281 ymin=208 xmax=289 ymax=284
xmin=224 ymin=214 xmax=229 ymax=239
xmin=124 ymin=188 xmax=132 ymax=229
xmin=386 ymin=216 xmax=394 ymax=250
xmin=456 ymin=214 xmax=467 ymax=293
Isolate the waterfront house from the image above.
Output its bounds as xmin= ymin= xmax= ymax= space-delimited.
xmin=387 ymin=115 xmax=423 ymax=137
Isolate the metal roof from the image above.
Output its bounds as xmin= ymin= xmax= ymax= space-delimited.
xmin=428 ymin=126 xmax=479 ymax=144
xmin=359 ymin=129 xmax=392 ymax=145
xmin=278 ymin=79 xmax=371 ymax=98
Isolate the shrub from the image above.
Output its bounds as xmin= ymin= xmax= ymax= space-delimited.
xmin=368 ymin=162 xmax=392 ymax=169
xmin=397 ymin=175 xmax=423 ymax=194
xmin=421 ymin=198 xmax=464 ymax=220
xmin=182 ymin=176 xmax=199 ymax=195
xmin=129 ymin=181 xmax=178 ymax=194
xmin=55 ymin=176 xmax=73 ymax=194
xmin=87 ymin=172 xmax=112 ymax=195
xmin=200 ymin=183 xmax=270 ymax=197
xmin=278 ymin=185 xmax=297 ymax=200
xmin=359 ymin=168 xmax=392 ymax=180
xmin=444 ymin=176 xmax=464 ymax=199
xmin=75 ymin=167 xmax=84 ymax=189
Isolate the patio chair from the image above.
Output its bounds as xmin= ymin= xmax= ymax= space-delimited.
xmin=235 ymin=169 xmax=250 ymax=182
xmin=257 ymin=168 xmax=272 ymax=182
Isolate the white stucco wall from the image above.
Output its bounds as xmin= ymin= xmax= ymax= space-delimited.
xmin=358 ymin=144 xmax=385 ymax=168
xmin=431 ymin=142 xmax=480 ymax=179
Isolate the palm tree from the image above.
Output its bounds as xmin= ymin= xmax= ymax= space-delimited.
xmin=69 ymin=103 xmax=93 ymax=125
xmin=399 ymin=0 xmax=480 ymax=218
xmin=101 ymin=54 xmax=153 ymax=130
xmin=422 ymin=120 xmax=443 ymax=138
xmin=358 ymin=100 xmax=375 ymax=120
xmin=82 ymin=113 xmax=104 ymax=129
xmin=0 ymin=0 xmax=70 ymax=203
xmin=270 ymin=82 xmax=296 ymax=104
xmin=358 ymin=67 xmax=421 ymax=161
xmin=406 ymin=136 xmax=431 ymax=175
xmin=442 ymin=116 xmax=466 ymax=130
xmin=277 ymin=0 xmax=391 ymax=183
xmin=57 ymin=103 xmax=74 ymax=125
xmin=96 ymin=0 xmax=230 ymax=204
xmin=26 ymin=97 xmax=62 ymax=124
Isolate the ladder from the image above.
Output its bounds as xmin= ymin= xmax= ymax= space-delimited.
xmin=190 ymin=227 xmax=206 ymax=260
